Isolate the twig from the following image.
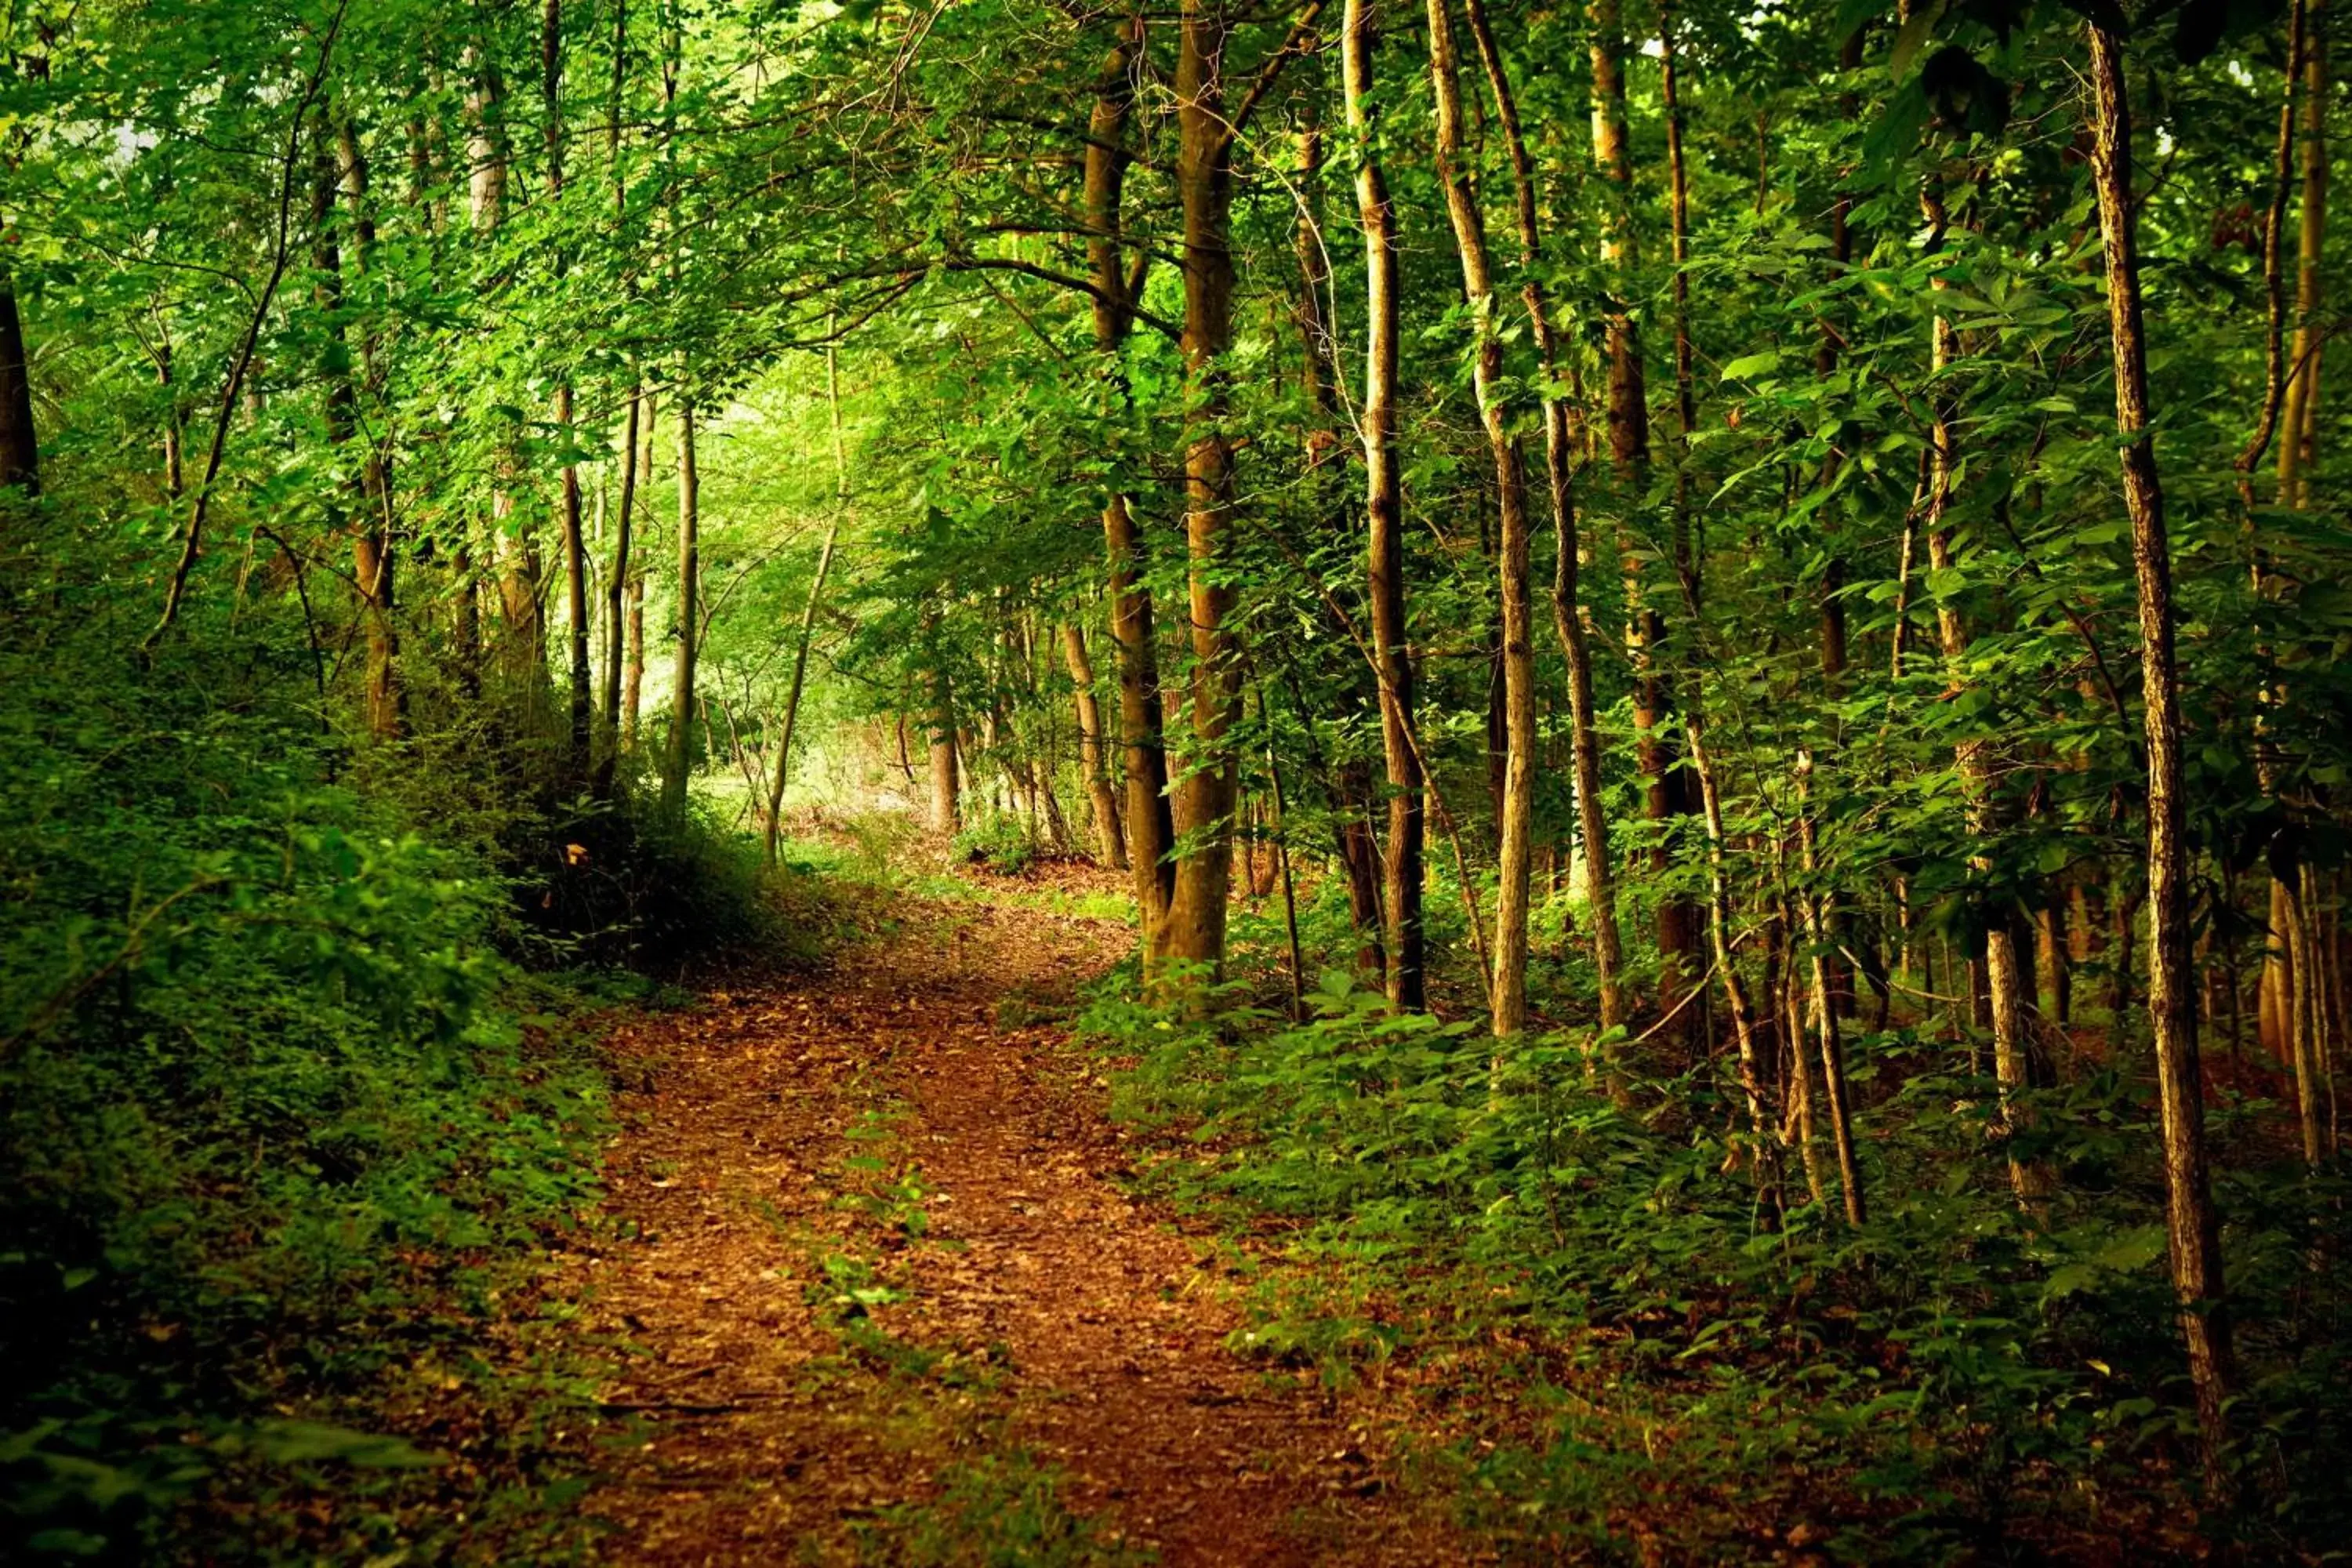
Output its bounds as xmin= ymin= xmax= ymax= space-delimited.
xmin=143 ymin=1 xmax=351 ymax=653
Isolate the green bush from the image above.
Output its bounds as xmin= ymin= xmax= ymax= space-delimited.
xmin=951 ymin=812 xmax=1037 ymax=877
xmin=1080 ymin=969 xmax=2352 ymax=1558
xmin=0 ymin=611 xmax=616 ymax=1560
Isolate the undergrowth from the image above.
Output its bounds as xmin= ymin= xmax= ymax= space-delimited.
xmin=0 ymin=577 xmax=815 ymax=1560
xmin=1080 ymin=961 xmax=2352 ymax=1565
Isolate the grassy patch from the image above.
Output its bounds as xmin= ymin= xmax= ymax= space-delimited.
xmin=849 ymin=1447 xmax=1155 ymax=1567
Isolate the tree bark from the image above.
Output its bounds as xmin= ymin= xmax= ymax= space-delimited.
xmin=1592 ymin=0 xmax=1697 ymax=1040
xmin=1427 ymin=0 xmax=1533 ymax=1034
xmin=1162 ymin=0 xmax=1248 ymax=980
xmin=1291 ymin=98 xmax=1391 ymax=979
xmin=2088 ymin=18 xmax=2237 ymax=1482
xmin=1461 ymin=0 xmax=1625 ymax=1042
xmin=1686 ymin=708 xmax=1780 ymax=1220
xmin=466 ymin=44 xmax=546 ymax=705
xmin=1080 ymin=10 xmax=1176 ymax=960
xmin=929 ymin=661 xmax=960 ymax=834
xmin=1918 ymin=177 xmax=2051 ymax=1204
xmin=1798 ymin=750 xmax=1866 ymax=1225
xmin=332 ymin=113 xmax=401 ymax=739
xmin=623 ymin=572 xmax=644 ymax=746
xmin=596 ymin=383 xmax=640 ymax=796
xmin=1064 ymin=622 xmax=1127 ymax=868
xmin=659 ymin=394 xmax=699 ymax=821
xmin=1346 ymin=0 xmax=1426 ymax=1010
xmin=546 ymin=0 xmax=592 ymax=780
xmin=764 ymin=343 xmax=848 ymax=863
xmin=2263 ymin=0 xmax=2328 ymax=1066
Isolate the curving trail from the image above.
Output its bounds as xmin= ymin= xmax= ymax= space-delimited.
xmin=569 ymin=880 xmax=1452 ymax=1565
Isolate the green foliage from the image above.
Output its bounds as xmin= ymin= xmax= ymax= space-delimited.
xmin=951 ymin=812 xmax=1040 ymax=877
xmin=1082 ymin=975 xmax=2352 ymax=1555
xmin=0 ymin=601 xmax=621 ymax=1559
xmin=853 ymin=1449 xmax=1155 ymax=1568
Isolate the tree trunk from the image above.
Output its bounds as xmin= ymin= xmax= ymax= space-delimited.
xmin=1063 ymin=622 xmax=1127 ymax=868
xmin=1686 ymin=708 xmax=1780 ymax=1221
xmin=596 ymin=383 xmax=640 ymax=797
xmin=1428 ymin=0 xmax=1534 ymax=1036
xmin=623 ymin=572 xmax=644 ymax=745
xmin=310 ymin=125 xmax=402 ymax=745
xmin=764 ymin=343 xmax=848 ymax=864
xmin=1461 ymin=0 xmax=1625 ymax=1042
xmin=659 ymin=394 xmax=699 ymax=821
xmin=1798 ymin=750 xmax=1866 ymax=1225
xmin=1346 ymin=0 xmax=1426 ymax=1010
xmin=2263 ymin=0 xmax=2328 ymax=1065
xmin=1105 ymin=498 xmax=1175 ymax=955
xmin=1081 ymin=10 xmax=1175 ymax=962
xmin=545 ymin=0 xmax=591 ymax=780
xmin=332 ymin=113 xmax=401 ymax=739
xmin=1592 ymin=0 xmax=1697 ymax=1042
xmin=1162 ymin=0 xmax=1247 ymax=981
xmin=929 ymin=661 xmax=960 ymax=834
xmin=1918 ymin=176 xmax=2051 ymax=1205
xmin=2088 ymin=18 xmax=2237 ymax=1482
xmin=1291 ymin=99 xmax=1391 ymax=981
xmin=465 ymin=45 xmax=544 ymax=707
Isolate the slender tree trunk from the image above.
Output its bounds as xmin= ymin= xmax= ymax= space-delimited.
xmin=465 ymin=45 xmax=545 ymax=707
xmin=623 ymin=572 xmax=644 ymax=743
xmin=1428 ymin=0 xmax=1534 ymax=1035
xmin=1809 ymin=26 xmax=1863 ymax=1019
xmin=310 ymin=130 xmax=371 ymax=724
xmin=557 ymin=380 xmax=590 ymax=770
xmin=1798 ymin=751 xmax=1866 ymax=1225
xmin=595 ymin=383 xmax=639 ymax=796
xmin=659 ymin=395 xmax=699 ymax=821
xmin=1686 ymin=709 xmax=1780 ymax=1219
xmin=1081 ymin=10 xmax=1175 ymax=963
xmin=929 ymin=660 xmax=960 ymax=834
xmin=1777 ymin=901 xmax=1829 ymax=1210
xmin=2088 ymin=19 xmax=2237 ymax=1482
xmin=311 ymin=122 xmax=403 ymax=745
xmin=2288 ymin=874 xmax=2327 ymax=1161
xmin=1163 ymin=0 xmax=1247 ymax=980
xmin=2264 ymin=0 xmax=2328 ymax=1065
xmin=1291 ymin=100 xmax=1391 ymax=978
xmin=764 ymin=343 xmax=848 ymax=863
xmin=157 ymin=342 xmax=184 ymax=500
xmin=1918 ymin=178 xmax=2051 ymax=1204
xmin=332 ymin=114 xmax=401 ymax=739
xmin=2279 ymin=0 xmax=2329 ymax=514
xmin=1592 ymin=0 xmax=1697 ymax=1041
xmin=1346 ymin=0 xmax=1425 ymax=1010
xmin=1064 ymin=622 xmax=1127 ymax=867
xmin=1106 ymin=499 xmax=1176 ymax=953
xmin=545 ymin=0 xmax=591 ymax=779
xmin=1461 ymin=0 xmax=1626 ymax=1041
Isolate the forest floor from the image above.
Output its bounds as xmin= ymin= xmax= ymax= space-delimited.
xmin=563 ymin=867 xmax=1459 ymax=1566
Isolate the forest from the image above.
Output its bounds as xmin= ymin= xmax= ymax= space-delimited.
xmin=4 ymin=0 xmax=2352 ymax=1559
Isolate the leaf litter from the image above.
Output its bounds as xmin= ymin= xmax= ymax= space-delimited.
xmin=568 ymin=876 xmax=1457 ymax=1565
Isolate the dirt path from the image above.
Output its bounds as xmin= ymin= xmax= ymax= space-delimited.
xmin=568 ymin=885 xmax=1452 ymax=1566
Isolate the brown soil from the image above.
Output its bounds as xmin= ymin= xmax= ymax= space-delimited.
xmin=568 ymin=881 xmax=1454 ymax=1566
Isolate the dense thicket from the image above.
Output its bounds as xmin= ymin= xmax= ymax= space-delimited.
xmin=7 ymin=0 xmax=2352 ymax=1555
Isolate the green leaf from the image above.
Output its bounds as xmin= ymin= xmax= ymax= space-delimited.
xmin=2093 ymin=1225 xmax=2166 ymax=1273
xmin=249 ymin=1421 xmax=443 ymax=1470
xmin=1892 ymin=0 xmax=1947 ymax=79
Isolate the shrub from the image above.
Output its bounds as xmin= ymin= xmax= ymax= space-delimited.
xmin=951 ymin=812 xmax=1037 ymax=877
